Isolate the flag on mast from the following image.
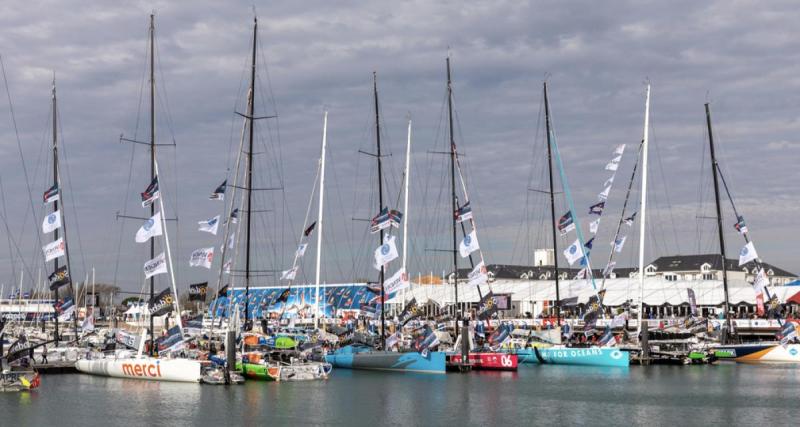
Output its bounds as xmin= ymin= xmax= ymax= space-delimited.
xmin=43 ymin=184 xmax=59 ymax=204
xmin=738 ymin=242 xmax=758 ymax=266
xmin=42 ymin=211 xmax=62 ymax=234
xmin=198 ymin=215 xmax=220 ymax=235
xmin=563 ymin=239 xmax=584 ymax=265
xmin=189 ymin=247 xmax=214 ymax=269
xmin=135 ymin=212 xmax=163 ymax=243
xmin=144 ymin=252 xmax=168 ymax=279
xmin=43 ymin=238 xmax=66 ymax=262
xmin=459 ymin=230 xmax=480 ymax=258
xmin=210 ymin=180 xmax=226 ymax=200
xmin=141 ymin=176 xmax=160 ymax=207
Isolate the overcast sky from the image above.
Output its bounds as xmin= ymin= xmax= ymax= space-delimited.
xmin=1 ymin=0 xmax=798 ymax=295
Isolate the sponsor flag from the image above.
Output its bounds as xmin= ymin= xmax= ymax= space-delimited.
xmin=56 ymin=298 xmax=75 ymax=322
xmin=144 ymin=252 xmax=168 ymax=279
xmin=487 ymin=323 xmax=512 ymax=350
xmin=189 ymin=282 xmax=208 ymax=301
xmin=135 ymin=212 xmax=163 ymax=243
xmin=605 ymin=155 xmax=622 ymax=171
xmin=373 ymin=234 xmax=399 ymax=269
xmin=687 ymin=288 xmax=697 ymax=316
xmin=755 ymin=293 xmax=765 ymax=316
xmin=189 ymin=247 xmax=214 ymax=269
xmin=210 ymin=179 xmax=226 ymax=200
xmin=599 ymin=326 xmax=616 ymax=347
xmin=275 ymin=288 xmax=291 ymax=303
xmin=198 ymin=215 xmax=220 ymax=235
xmin=561 ymin=296 xmax=579 ymax=306
xmin=734 ymin=215 xmax=748 ymax=234
xmin=476 ymin=292 xmax=498 ymax=320
xmin=589 ymin=201 xmax=605 ymax=215
xmin=467 ymin=261 xmax=488 ymax=287
xmin=43 ymin=184 xmax=59 ymax=204
xmin=590 ymin=218 xmax=600 ymax=234
xmin=140 ymin=176 xmax=160 ymax=207
xmin=385 ymin=332 xmax=402 ymax=349
xmin=147 ymin=288 xmax=174 ymax=317
xmin=281 ymin=266 xmax=298 ymax=281
xmin=738 ymin=242 xmax=758 ymax=266
xmin=614 ymin=144 xmax=626 ymax=155
xmin=43 ymin=238 xmax=66 ymax=262
xmin=295 ymin=243 xmax=308 ymax=258
xmin=613 ymin=235 xmax=627 ymax=253
xmin=475 ymin=321 xmax=486 ymax=338
xmin=753 ymin=268 xmax=769 ymax=294
xmin=304 ymin=221 xmax=317 ymax=237
xmin=229 ymin=208 xmax=239 ymax=224
xmin=458 ymin=230 xmax=480 ymax=258
xmin=602 ymin=261 xmax=616 ymax=278
xmin=48 ymin=265 xmax=71 ymax=291
xmin=42 ymin=211 xmax=62 ymax=234
xmin=611 ymin=312 xmax=628 ymax=328
xmin=416 ymin=327 xmax=440 ymax=358
xmin=370 ymin=208 xmax=403 ymax=233
xmin=575 ymin=268 xmax=588 ymax=280
xmin=779 ymin=322 xmax=797 ymax=347
xmin=563 ymin=239 xmax=584 ymax=266
xmin=384 ymin=267 xmax=410 ymax=295
xmin=766 ymin=295 xmax=783 ymax=319
xmin=623 ymin=212 xmax=637 ymax=226
xmin=398 ymin=298 xmax=422 ymax=325
xmin=217 ymin=285 xmax=230 ymax=298
xmin=82 ymin=308 xmax=95 ymax=333
xmin=598 ymin=186 xmax=611 ymax=202
xmin=223 ymin=259 xmax=232 ymax=274
xmin=558 ymin=211 xmax=575 ymax=235
xmin=156 ymin=325 xmax=185 ymax=355
xmin=454 ymin=201 xmax=473 ymax=223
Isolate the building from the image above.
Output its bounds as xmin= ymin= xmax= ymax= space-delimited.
xmin=644 ymin=254 xmax=797 ymax=285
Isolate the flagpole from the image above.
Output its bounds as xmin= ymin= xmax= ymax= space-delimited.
xmin=154 ymin=159 xmax=183 ymax=331
xmin=401 ymin=117 xmax=411 ymax=311
xmin=636 ymin=84 xmax=651 ymax=338
xmin=314 ymin=111 xmax=327 ymax=329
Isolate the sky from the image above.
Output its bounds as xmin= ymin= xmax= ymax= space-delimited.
xmin=0 ymin=0 xmax=798 ymax=295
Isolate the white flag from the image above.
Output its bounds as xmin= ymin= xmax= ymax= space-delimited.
xmin=459 ymin=230 xmax=480 ymax=258
xmin=227 ymin=233 xmax=235 ymax=249
xmin=296 ymin=243 xmax=308 ymax=258
xmin=198 ymin=215 xmax=220 ymax=235
xmin=575 ymin=267 xmax=588 ymax=280
xmin=613 ymin=235 xmax=627 ymax=253
xmin=603 ymin=261 xmax=617 ymax=277
xmin=189 ymin=247 xmax=214 ymax=269
xmin=467 ymin=261 xmax=488 ymax=287
xmin=598 ymin=186 xmax=611 ymax=202
xmin=42 ymin=211 xmax=62 ymax=234
xmin=614 ymin=144 xmax=625 ymax=155
xmin=739 ymin=242 xmax=758 ymax=266
xmin=373 ymin=234 xmax=399 ymax=270
xmin=605 ymin=155 xmax=622 ymax=171
xmin=604 ymin=175 xmax=615 ymax=188
xmin=563 ymin=239 xmax=584 ymax=265
xmin=590 ymin=218 xmax=600 ymax=234
xmin=144 ymin=252 xmax=168 ymax=279
xmin=135 ymin=212 xmax=163 ymax=243
xmin=753 ymin=268 xmax=769 ymax=294
xmin=223 ymin=259 xmax=232 ymax=274
xmin=43 ymin=238 xmax=66 ymax=262
xmin=384 ymin=267 xmax=410 ymax=295
xmin=281 ymin=266 xmax=298 ymax=281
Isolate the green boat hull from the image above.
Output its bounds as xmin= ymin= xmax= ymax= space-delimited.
xmin=236 ymin=362 xmax=280 ymax=381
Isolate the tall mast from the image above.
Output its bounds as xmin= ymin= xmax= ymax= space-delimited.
xmin=543 ymin=82 xmax=561 ymax=326
xmin=373 ymin=72 xmax=386 ymax=350
xmin=314 ymin=111 xmax=327 ymax=329
xmin=705 ymin=103 xmax=731 ymax=337
xmin=636 ymin=84 xmax=650 ymax=336
xmin=244 ymin=17 xmax=257 ymax=327
xmin=401 ymin=118 xmax=411 ymax=309
xmin=446 ymin=57 xmax=459 ymax=325
xmin=148 ymin=13 xmax=157 ymax=355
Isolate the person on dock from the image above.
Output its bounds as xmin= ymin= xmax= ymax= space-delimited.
xmin=42 ymin=346 xmax=48 ymax=365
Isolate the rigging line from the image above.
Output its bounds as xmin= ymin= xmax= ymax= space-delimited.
xmin=0 ymin=55 xmax=46 ymax=273
xmin=153 ymin=32 xmax=178 ymax=147
xmin=112 ymin=138 xmax=139 ymax=289
xmin=0 ymin=177 xmax=39 ymax=290
xmin=649 ymin=117 xmax=681 ymax=254
xmin=19 ymin=100 xmax=50 ymax=275
xmin=0 ymin=175 xmax=17 ymax=285
xmin=55 ymin=102 xmax=88 ymax=275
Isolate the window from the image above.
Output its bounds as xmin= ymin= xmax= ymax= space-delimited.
xmin=702 ymin=273 xmax=714 ymax=280
xmin=701 ymin=263 xmax=711 ymax=272
xmin=665 ymin=274 xmax=678 ymax=281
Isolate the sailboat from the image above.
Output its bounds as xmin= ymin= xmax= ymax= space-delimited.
xmin=510 ymin=82 xmax=632 ymax=368
xmin=325 ymin=73 xmax=446 ymax=374
xmin=75 ymin=14 xmax=203 ymax=383
xmin=701 ymin=104 xmax=800 ymax=363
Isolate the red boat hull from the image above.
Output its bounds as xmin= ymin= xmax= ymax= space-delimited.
xmin=447 ymin=352 xmax=518 ymax=371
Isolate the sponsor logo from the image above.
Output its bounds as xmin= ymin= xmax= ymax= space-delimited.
xmin=121 ymin=361 xmax=162 ymax=378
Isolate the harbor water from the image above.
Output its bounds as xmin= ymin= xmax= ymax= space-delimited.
xmin=4 ymin=363 xmax=799 ymax=426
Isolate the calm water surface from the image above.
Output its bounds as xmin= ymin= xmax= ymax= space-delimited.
xmin=2 ymin=363 xmax=798 ymax=426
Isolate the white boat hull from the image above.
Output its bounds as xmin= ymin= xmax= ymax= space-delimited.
xmin=75 ymin=357 xmax=202 ymax=383
xmin=736 ymin=344 xmax=800 ymax=363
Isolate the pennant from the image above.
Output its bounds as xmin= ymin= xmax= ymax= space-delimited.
xmin=229 ymin=209 xmax=239 ymax=224
xmin=374 ymin=234 xmax=400 ymax=269
xmin=384 ymin=267 xmax=410 ymax=295
xmin=43 ymin=238 xmax=66 ymax=262
xmin=57 ymin=298 xmax=75 ymax=322
xmin=589 ymin=218 xmax=600 ymax=234
xmin=738 ymin=242 xmax=758 ymax=266
xmin=563 ymin=239 xmax=584 ymax=266
xmin=604 ymin=175 xmax=615 ymax=188
xmin=612 ymin=235 xmax=627 ymax=253
xmin=585 ymin=237 xmax=595 ymax=250
xmin=43 ymin=184 xmax=60 ymax=204
xmin=281 ymin=266 xmax=298 ymax=281
xmin=48 ymin=265 xmax=71 ymax=291
xmin=753 ymin=268 xmax=769 ymax=294
xmin=147 ymin=288 xmax=175 ymax=317
xmin=227 ymin=233 xmax=235 ymax=250
xmin=42 ymin=211 xmax=62 ymax=234
xmin=589 ymin=201 xmax=605 ymax=215
xmin=575 ymin=268 xmax=587 ymax=280
xmin=602 ymin=261 xmax=617 ymax=277
xmin=140 ymin=176 xmax=160 ymax=208
xmin=557 ymin=211 xmax=575 ymax=235
xmin=458 ymin=230 xmax=480 ymax=258
xmin=454 ymin=201 xmax=473 ymax=223
xmin=223 ymin=259 xmax=232 ymax=274
xmin=687 ymin=288 xmax=697 ymax=316
xmin=416 ymin=327 xmax=440 ymax=357
xmin=597 ymin=186 xmax=611 ymax=202
xmin=467 ymin=261 xmax=488 ymax=287
xmin=210 ymin=180 xmax=226 ymax=200
xmin=81 ymin=309 xmax=95 ymax=333
xmin=755 ymin=293 xmax=765 ymax=316
xmin=198 ymin=215 xmax=220 ymax=235
xmin=605 ymin=155 xmax=622 ymax=171
xmin=188 ymin=282 xmax=208 ymax=301
xmin=476 ymin=292 xmax=499 ymax=320
xmin=276 ymin=288 xmax=291 ymax=303
xmin=487 ymin=323 xmax=512 ymax=351
xmin=766 ymin=295 xmax=783 ymax=319
xmin=144 ymin=252 xmax=168 ymax=279
xmin=189 ymin=247 xmax=214 ymax=269
xmin=779 ymin=322 xmax=797 ymax=347
xmin=397 ymin=297 xmax=422 ymax=325
xmin=217 ymin=285 xmax=230 ymax=298
xmin=599 ymin=327 xmax=616 ymax=347
xmin=623 ymin=212 xmax=637 ymax=226
xmin=304 ymin=221 xmax=317 ymax=237
xmin=156 ymin=325 xmax=184 ymax=355
xmin=385 ymin=332 xmax=402 ymax=349
xmin=296 ymin=243 xmax=308 ymax=258
xmin=135 ymin=212 xmax=163 ymax=243
xmin=734 ymin=215 xmax=748 ymax=235
xmin=370 ymin=207 xmax=403 ymax=233
xmin=614 ymin=144 xmax=625 ymax=155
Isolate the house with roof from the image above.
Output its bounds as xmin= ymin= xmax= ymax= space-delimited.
xmin=643 ymin=254 xmax=797 ymax=286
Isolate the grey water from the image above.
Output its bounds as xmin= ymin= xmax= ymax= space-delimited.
xmin=2 ymin=364 xmax=798 ymax=426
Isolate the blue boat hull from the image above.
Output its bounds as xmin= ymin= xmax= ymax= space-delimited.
xmin=325 ymin=345 xmax=446 ymax=374
xmin=512 ymin=346 xmax=629 ymax=367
